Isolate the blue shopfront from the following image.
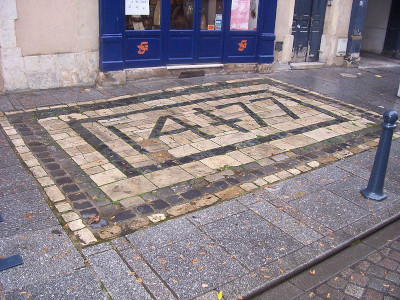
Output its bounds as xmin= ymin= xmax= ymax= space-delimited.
xmin=99 ymin=0 xmax=277 ymax=71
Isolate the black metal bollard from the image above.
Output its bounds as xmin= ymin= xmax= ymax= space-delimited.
xmin=360 ymin=110 xmax=398 ymax=201
xmin=0 ymin=214 xmax=23 ymax=271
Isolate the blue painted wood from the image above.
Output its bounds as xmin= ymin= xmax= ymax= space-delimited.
xmin=99 ymin=0 xmax=278 ymax=69
xmin=0 ymin=254 xmax=23 ymax=272
xmin=99 ymin=0 xmax=124 ymax=71
xmin=346 ymin=0 xmax=368 ymax=57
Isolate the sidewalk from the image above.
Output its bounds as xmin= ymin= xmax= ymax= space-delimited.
xmin=0 ymin=67 xmax=399 ymax=299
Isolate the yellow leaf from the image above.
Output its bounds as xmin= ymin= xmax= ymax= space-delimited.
xmin=375 ymin=75 xmax=382 ymax=78
xmin=309 ymin=270 xmax=316 ymax=276
xmin=197 ymin=265 xmax=203 ymax=271
xmin=218 ymin=291 xmax=223 ymax=300
xmin=327 ymin=293 xmax=331 ymax=299
xmin=192 ymin=258 xmax=199 ymax=264
xmin=136 ymin=278 xmax=143 ymax=283
xmin=309 ymin=292 xmax=314 ymax=297
xmin=202 ymin=283 xmax=209 ymax=288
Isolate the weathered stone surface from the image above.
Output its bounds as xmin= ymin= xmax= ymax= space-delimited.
xmin=98 ymin=225 xmax=122 ymax=240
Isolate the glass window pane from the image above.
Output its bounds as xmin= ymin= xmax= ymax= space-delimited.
xmin=170 ymin=0 xmax=194 ymax=29
xmin=125 ymin=0 xmax=161 ymax=30
xmin=230 ymin=0 xmax=258 ymax=31
xmin=200 ymin=0 xmax=223 ymax=30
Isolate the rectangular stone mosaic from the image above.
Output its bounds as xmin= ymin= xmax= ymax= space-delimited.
xmin=0 ymin=77 xmax=384 ymax=244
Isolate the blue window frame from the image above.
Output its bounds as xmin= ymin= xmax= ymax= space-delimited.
xmin=99 ymin=0 xmax=277 ymax=71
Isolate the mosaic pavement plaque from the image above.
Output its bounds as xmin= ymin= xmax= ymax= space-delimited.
xmin=0 ymin=78 xmax=383 ymax=245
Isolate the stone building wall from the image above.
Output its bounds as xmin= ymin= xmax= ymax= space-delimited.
xmin=0 ymin=0 xmax=99 ymax=92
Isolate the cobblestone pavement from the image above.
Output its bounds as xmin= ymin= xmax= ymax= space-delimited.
xmin=0 ymin=76 xmax=389 ymax=246
xmin=255 ymin=219 xmax=400 ymax=300
xmin=303 ymin=238 xmax=400 ymax=300
xmin=1 ymin=69 xmax=400 ymax=299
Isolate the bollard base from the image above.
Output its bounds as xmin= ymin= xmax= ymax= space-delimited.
xmin=0 ymin=254 xmax=23 ymax=272
xmin=360 ymin=188 xmax=387 ymax=201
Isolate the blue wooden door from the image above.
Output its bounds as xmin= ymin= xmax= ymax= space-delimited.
xmin=292 ymin=0 xmax=326 ymax=62
xmin=167 ymin=0 xmax=224 ymax=64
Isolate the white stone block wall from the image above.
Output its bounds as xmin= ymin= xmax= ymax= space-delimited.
xmin=0 ymin=0 xmax=99 ymax=92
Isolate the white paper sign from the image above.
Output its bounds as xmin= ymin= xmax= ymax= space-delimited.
xmin=126 ymin=0 xmax=149 ymax=15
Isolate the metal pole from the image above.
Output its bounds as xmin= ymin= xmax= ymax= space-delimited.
xmin=360 ymin=110 xmax=398 ymax=201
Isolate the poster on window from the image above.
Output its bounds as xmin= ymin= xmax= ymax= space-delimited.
xmin=126 ymin=0 xmax=150 ymax=15
xmin=230 ymin=0 xmax=251 ymax=30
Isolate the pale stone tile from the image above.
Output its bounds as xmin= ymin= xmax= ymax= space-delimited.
xmin=167 ymin=203 xmax=196 ymax=216
xmin=55 ymin=202 xmax=72 ymax=213
xmin=271 ymin=121 xmax=303 ymax=131
xmin=241 ymin=183 xmax=257 ymax=191
xmin=62 ymin=212 xmax=80 ymax=223
xmin=90 ymin=169 xmax=126 ymax=186
xmin=264 ymin=175 xmax=280 ymax=183
xmin=227 ymin=151 xmax=254 ymax=164
xmin=275 ymin=170 xmax=293 ymax=179
xmin=253 ymin=178 xmax=268 ymax=186
xmin=145 ymin=166 xmax=193 ymax=188
xmin=101 ymin=176 xmax=157 ymax=201
xmin=168 ymin=144 xmax=199 ymax=158
xmin=307 ymin=161 xmax=320 ymax=168
xmin=44 ymin=185 xmax=65 ymax=202
xmin=297 ymin=165 xmax=312 ymax=172
xmin=288 ymin=168 xmax=301 ymax=175
xmin=67 ymin=219 xmax=85 ymax=231
xmin=303 ymin=128 xmax=339 ymax=141
xmin=240 ymin=143 xmax=282 ymax=160
xmin=282 ymin=134 xmax=318 ymax=147
xmin=120 ymin=196 xmax=145 ymax=208
xmin=30 ymin=166 xmax=47 ymax=178
xmin=269 ymin=139 xmax=296 ymax=151
xmin=200 ymin=155 xmax=241 ymax=170
xmin=37 ymin=176 xmax=54 ymax=187
xmin=148 ymin=214 xmax=166 ymax=223
xmin=75 ymin=228 xmax=97 ymax=246
xmin=181 ymin=161 xmax=214 ymax=177
xmin=190 ymin=140 xmax=219 ymax=151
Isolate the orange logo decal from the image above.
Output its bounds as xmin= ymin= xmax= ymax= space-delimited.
xmin=238 ymin=40 xmax=247 ymax=52
xmin=137 ymin=41 xmax=149 ymax=54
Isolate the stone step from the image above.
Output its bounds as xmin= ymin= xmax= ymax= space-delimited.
xmin=290 ymin=62 xmax=325 ymax=70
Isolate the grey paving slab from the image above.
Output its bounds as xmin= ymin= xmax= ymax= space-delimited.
xmin=0 ymin=95 xmax=14 ymax=112
xmin=289 ymin=242 xmax=374 ymax=292
xmin=48 ymin=87 xmax=105 ymax=104
xmin=121 ymin=247 xmax=178 ymax=300
xmin=219 ymin=262 xmax=283 ymax=300
xmin=263 ymin=175 xmax=323 ymax=203
xmin=0 ymin=190 xmax=55 ymax=238
xmin=249 ymin=201 xmax=322 ymax=245
xmin=235 ymin=191 xmax=268 ymax=206
xmin=7 ymin=91 xmax=60 ymax=109
xmin=301 ymin=165 xmax=351 ymax=186
xmin=111 ymin=236 xmax=132 ymax=252
xmin=0 ymin=147 xmax=20 ymax=169
xmin=290 ymin=189 xmax=370 ymax=231
xmin=126 ymin=218 xmax=204 ymax=254
xmin=89 ymin=249 xmax=152 ymax=300
xmin=4 ymin=268 xmax=107 ymax=300
xmin=186 ymin=200 xmax=247 ymax=226
xmin=81 ymin=242 xmax=113 ymax=257
xmin=138 ymin=235 xmax=246 ymax=299
xmin=0 ymin=226 xmax=84 ymax=292
xmin=0 ymin=165 xmax=37 ymax=197
xmin=325 ymin=175 xmax=399 ymax=212
xmin=201 ymin=210 xmax=303 ymax=269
